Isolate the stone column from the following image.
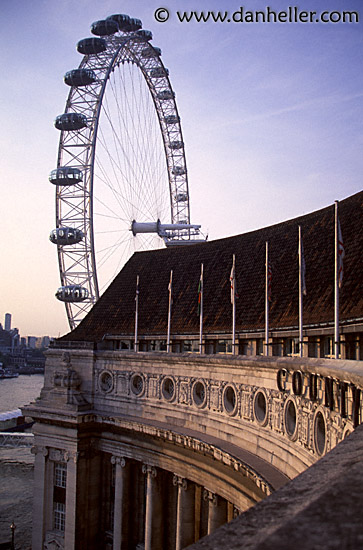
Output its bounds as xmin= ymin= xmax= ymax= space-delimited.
xmin=194 ymin=485 xmax=202 ymax=541
xmin=173 ymin=475 xmax=195 ymax=550
xmin=111 ymin=456 xmax=126 ymax=550
xmin=64 ymin=451 xmax=78 ymax=549
xmin=204 ymin=490 xmax=227 ymax=535
xmin=302 ymin=336 xmax=309 ymax=358
xmin=340 ymin=334 xmax=346 ymax=359
xmin=142 ymin=465 xmax=162 ymax=550
xmin=31 ymin=446 xmax=48 ymax=550
xmin=356 ymin=335 xmax=361 ymax=360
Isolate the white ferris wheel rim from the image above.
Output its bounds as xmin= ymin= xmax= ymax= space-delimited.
xmin=53 ymin=23 xmax=191 ymax=330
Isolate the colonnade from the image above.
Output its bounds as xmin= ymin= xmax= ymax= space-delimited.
xmin=110 ymin=455 xmax=238 ymax=550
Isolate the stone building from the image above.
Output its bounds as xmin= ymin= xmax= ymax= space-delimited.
xmin=25 ymin=191 xmax=363 ymax=549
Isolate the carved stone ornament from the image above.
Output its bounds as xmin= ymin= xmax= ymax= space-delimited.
xmin=44 ymin=533 xmax=64 ymax=550
xmin=111 ymin=456 xmax=126 ymax=467
xmin=61 ymin=351 xmax=71 ymax=366
xmin=142 ymin=464 xmax=157 ymax=477
xmin=173 ymin=474 xmax=188 ymax=490
xmin=203 ymin=489 xmax=217 ymax=506
xmin=49 ymin=448 xmax=68 ymax=463
xmin=31 ymin=445 xmax=48 ymax=457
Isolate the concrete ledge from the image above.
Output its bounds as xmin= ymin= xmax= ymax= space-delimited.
xmin=187 ymin=423 xmax=363 ymax=549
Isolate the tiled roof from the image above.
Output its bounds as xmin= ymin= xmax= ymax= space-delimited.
xmin=61 ymin=191 xmax=363 ymax=342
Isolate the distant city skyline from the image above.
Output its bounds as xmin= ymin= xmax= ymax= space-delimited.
xmin=1 ymin=0 xmax=362 ymax=337
xmin=1 ymin=312 xmax=50 ymax=340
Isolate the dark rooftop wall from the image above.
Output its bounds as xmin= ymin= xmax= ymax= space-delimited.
xmin=61 ymin=191 xmax=363 ymax=342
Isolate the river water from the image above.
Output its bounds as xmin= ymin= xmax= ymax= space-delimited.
xmin=0 ymin=374 xmax=44 ymax=413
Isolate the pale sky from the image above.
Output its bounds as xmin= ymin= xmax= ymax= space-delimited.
xmin=0 ymin=0 xmax=362 ymax=338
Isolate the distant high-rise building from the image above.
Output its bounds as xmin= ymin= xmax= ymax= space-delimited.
xmin=4 ymin=313 xmax=11 ymax=332
xmin=28 ymin=336 xmax=37 ymax=349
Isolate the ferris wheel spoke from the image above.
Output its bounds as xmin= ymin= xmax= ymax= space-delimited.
xmin=106 ymin=71 xmax=163 ymax=204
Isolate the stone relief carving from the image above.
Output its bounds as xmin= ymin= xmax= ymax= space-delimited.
xmin=52 ymin=365 xmax=89 ymax=408
xmin=148 ymin=376 xmax=159 ymax=399
xmin=209 ymin=382 xmax=221 ymax=412
xmin=49 ymin=448 xmax=68 ymax=463
xmin=178 ymin=379 xmax=190 ymax=405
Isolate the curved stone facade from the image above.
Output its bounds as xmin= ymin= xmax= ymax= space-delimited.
xmin=25 ymin=347 xmax=363 ymax=549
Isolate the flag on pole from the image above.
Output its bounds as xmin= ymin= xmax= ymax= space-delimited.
xmin=168 ymin=270 xmax=173 ymax=298
xmin=300 ymin=239 xmax=307 ymax=296
xmin=167 ymin=270 xmax=173 ymax=352
xmin=135 ymin=275 xmax=140 ymax=300
xmin=337 ymin=219 xmax=345 ymax=288
xmin=134 ymin=275 xmax=140 ymax=353
xmin=230 ymin=256 xmax=238 ymax=304
xmin=230 ymin=255 xmax=237 ymax=354
xmin=198 ymin=264 xmax=203 ymax=316
xmin=198 ymin=264 xmax=204 ymax=353
xmin=265 ymin=242 xmax=270 ymax=356
xmin=267 ymin=260 xmax=272 ymax=301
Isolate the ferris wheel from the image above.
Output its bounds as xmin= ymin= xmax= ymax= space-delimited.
xmin=50 ymin=14 xmax=205 ymax=330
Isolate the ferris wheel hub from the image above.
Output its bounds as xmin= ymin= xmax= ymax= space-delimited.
xmin=131 ymin=219 xmax=205 ymax=245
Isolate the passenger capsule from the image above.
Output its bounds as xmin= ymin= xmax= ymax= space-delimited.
xmin=150 ymin=67 xmax=169 ymax=78
xmin=49 ymin=227 xmax=84 ymax=245
xmin=77 ymin=37 xmax=107 ymax=55
xmin=169 ymin=141 xmax=183 ymax=150
xmin=49 ymin=167 xmax=83 ymax=186
xmin=135 ymin=29 xmax=153 ymax=41
xmin=164 ymin=115 xmax=179 ymax=124
xmin=91 ymin=19 xmax=118 ymax=36
xmin=141 ymin=47 xmax=161 ymax=58
xmin=56 ymin=285 xmax=89 ymax=303
xmin=54 ymin=113 xmax=87 ymax=131
xmin=106 ymin=14 xmax=131 ymax=31
xmin=64 ymin=69 xmax=97 ymax=87
xmin=157 ymin=90 xmax=175 ymax=100
xmin=172 ymin=166 xmax=186 ymax=176
xmin=122 ymin=17 xmax=142 ymax=32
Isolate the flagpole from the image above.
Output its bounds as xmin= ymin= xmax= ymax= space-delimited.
xmin=265 ymin=242 xmax=269 ymax=356
xmin=199 ymin=263 xmax=204 ymax=354
xmin=231 ymin=254 xmax=236 ymax=355
xmin=167 ymin=270 xmax=173 ymax=353
xmin=334 ymin=201 xmax=339 ymax=359
xmin=298 ymin=226 xmax=303 ymax=358
xmin=134 ymin=275 xmax=139 ymax=353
